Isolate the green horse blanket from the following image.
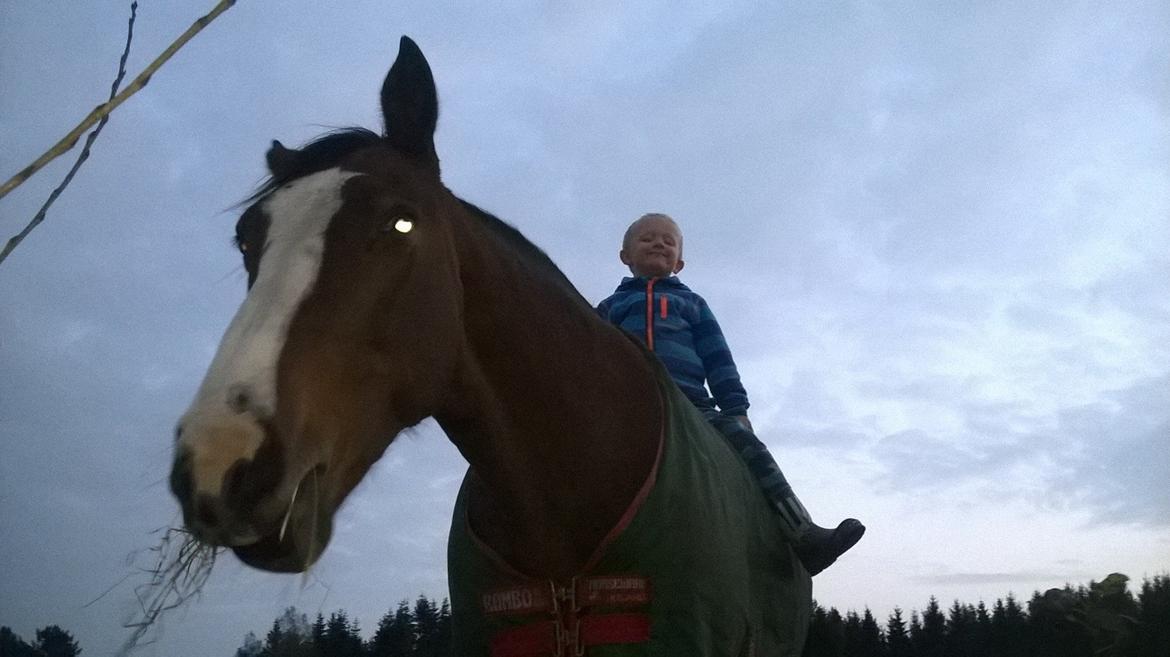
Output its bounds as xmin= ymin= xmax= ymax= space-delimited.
xmin=447 ymin=366 xmax=812 ymax=656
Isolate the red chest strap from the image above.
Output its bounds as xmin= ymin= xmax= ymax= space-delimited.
xmin=485 ymin=576 xmax=652 ymax=657
xmin=490 ymin=614 xmax=651 ymax=657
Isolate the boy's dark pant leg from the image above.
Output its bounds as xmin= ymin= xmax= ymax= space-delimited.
xmin=700 ymin=408 xmax=866 ymax=575
xmin=702 ymin=409 xmax=797 ymax=514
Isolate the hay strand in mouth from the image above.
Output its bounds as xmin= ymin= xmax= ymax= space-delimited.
xmin=305 ymin=467 xmax=321 ymax=574
xmin=115 ymin=525 xmax=221 ymax=655
xmin=279 ymin=479 xmax=301 ymax=543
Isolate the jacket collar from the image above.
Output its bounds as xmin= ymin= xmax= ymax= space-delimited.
xmin=616 ymin=276 xmax=690 ymax=292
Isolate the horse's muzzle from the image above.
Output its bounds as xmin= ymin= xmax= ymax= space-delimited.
xmin=169 ymin=417 xmax=287 ymax=546
xmin=170 ymin=417 xmax=332 ymax=572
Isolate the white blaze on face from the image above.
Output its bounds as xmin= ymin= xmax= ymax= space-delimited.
xmin=178 ymin=168 xmax=358 ymax=488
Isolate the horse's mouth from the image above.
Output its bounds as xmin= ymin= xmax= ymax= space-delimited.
xmin=232 ymin=466 xmax=333 ymax=573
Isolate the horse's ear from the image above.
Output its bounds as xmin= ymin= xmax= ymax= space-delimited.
xmin=266 ymin=140 xmax=300 ymax=181
xmin=381 ymin=36 xmax=439 ymax=171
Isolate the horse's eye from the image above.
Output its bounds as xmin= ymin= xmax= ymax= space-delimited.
xmin=382 ymin=217 xmax=414 ymax=234
xmin=238 ymin=241 xmax=249 ymax=253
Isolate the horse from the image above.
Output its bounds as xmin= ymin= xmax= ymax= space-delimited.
xmin=170 ymin=36 xmax=812 ymax=656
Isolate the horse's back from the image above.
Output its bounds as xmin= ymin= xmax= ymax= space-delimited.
xmin=448 ymin=370 xmax=812 ymax=656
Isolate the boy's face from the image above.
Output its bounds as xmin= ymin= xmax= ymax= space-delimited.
xmin=620 ymin=217 xmax=685 ymax=278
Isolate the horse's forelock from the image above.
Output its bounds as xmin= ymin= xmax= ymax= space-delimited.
xmin=246 ymin=128 xmax=384 ymax=205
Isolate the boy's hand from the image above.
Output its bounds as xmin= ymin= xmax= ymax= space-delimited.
xmin=734 ymin=415 xmax=753 ymax=433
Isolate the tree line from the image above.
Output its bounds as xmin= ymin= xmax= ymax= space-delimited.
xmin=3 ymin=573 xmax=1166 ymax=656
xmin=231 ymin=574 xmax=1170 ymax=657
xmin=232 ymin=595 xmax=451 ymax=657
xmin=802 ymin=573 xmax=1169 ymax=657
xmin=0 ymin=626 xmax=81 ymax=657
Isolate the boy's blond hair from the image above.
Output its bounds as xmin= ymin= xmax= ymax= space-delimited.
xmin=622 ymin=213 xmax=683 ymax=253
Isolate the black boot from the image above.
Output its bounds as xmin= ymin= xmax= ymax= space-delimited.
xmin=707 ymin=413 xmax=865 ymax=575
xmin=773 ymin=489 xmax=865 ymax=576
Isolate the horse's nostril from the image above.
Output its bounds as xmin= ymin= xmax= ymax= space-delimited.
xmin=227 ymin=384 xmax=253 ymax=413
xmin=194 ymin=494 xmax=220 ymax=528
xmin=224 ymin=431 xmax=285 ymax=510
xmin=170 ymin=449 xmax=193 ymax=502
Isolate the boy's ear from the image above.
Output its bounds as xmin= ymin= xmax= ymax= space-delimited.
xmin=619 ymin=249 xmax=632 ymax=266
xmin=673 ymin=259 xmax=685 ymax=274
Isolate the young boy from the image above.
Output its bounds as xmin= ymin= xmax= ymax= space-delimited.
xmin=597 ymin=213 xmax=864 ymax=576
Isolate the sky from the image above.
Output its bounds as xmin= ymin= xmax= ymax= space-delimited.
xmin=1 ymin=1 xmax=1167 ymax=655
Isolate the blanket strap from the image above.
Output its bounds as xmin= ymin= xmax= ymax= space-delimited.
xmin=486 ymin=576 xmax=652 ymax=657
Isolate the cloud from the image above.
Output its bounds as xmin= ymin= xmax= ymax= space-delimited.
xmin=1043 ymin=375 xmax=1170 ymax=526
xmin=860 ymin=375 xmax=1170 ymax=528
xmin=911 ymin=571 xmax=1075 ymax=587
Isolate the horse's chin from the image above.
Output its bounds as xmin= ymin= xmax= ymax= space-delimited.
xmin=231 ymin=467 xmax=334 ymax=573
xmin=232 ymin=522 xmax=332 ymax=573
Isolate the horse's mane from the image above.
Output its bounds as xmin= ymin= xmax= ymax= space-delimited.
xmin=247 ymin=128 xmax=590 ymax=309
xmin=456 ymin=199 xmax=589 ymax=306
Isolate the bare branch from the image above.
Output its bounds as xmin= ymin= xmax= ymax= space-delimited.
xmin=0 ymin=0 xmax=238 ymax=204
xmin=0 ymin=2 xmax=139 ymax=266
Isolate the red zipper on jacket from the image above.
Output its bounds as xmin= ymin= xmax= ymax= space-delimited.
xmin=645 ymin=278 xmax=657 ymax=350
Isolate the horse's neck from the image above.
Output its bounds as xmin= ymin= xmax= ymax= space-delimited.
xmin=435 ymin=220 xmax=661 ymax=578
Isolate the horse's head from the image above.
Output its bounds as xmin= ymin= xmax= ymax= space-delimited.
xmin=170 ymin=37 xmax=462 ymax=572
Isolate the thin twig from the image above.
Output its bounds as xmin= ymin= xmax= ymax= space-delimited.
xmin=0 ymin=0 xmax=237 ymax=203
xmin=0 ymin=2 xmax=138 ymax=266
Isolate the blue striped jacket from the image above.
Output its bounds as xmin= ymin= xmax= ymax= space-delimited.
xmin=597 ymin=276 xmax=749 ymax=416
